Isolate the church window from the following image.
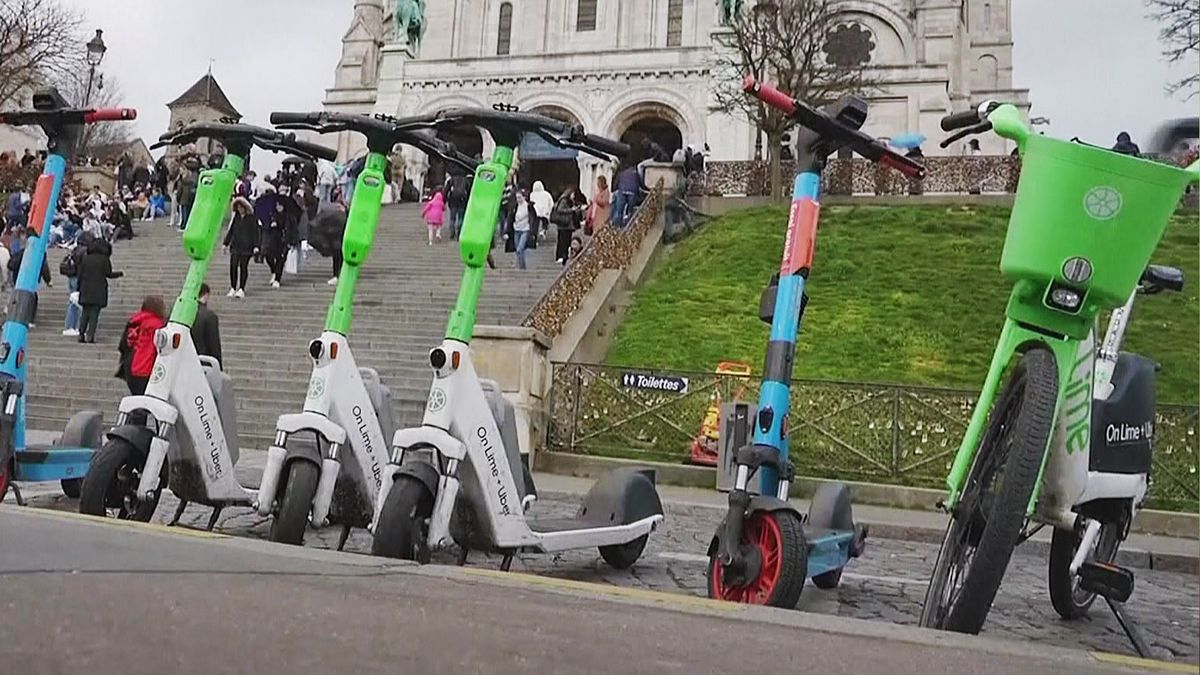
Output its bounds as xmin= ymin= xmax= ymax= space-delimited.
xmin=823 ymin=22 xmax=875 ymax=68
xmin=577 ymin=0 xmax=598 ymax=32
xmin=667 ymin=0 xmax=684 ymax=46
xmin=497 ymin=3 xmax=513 ymax=55
xmin=984 ymin=3 xmax=992 ymax=28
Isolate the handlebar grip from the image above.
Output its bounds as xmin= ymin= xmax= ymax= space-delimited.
xmin=270 ymin=112 xmax=321 ymax=126
xmin=940 ymin=109 xmax=981 ymax=132
xmin=290 ymin=139 xmax=338 ymax=162
xmin=742 ymin=74 xmax=797 ymax=115
xmin=583 ymin=134 xmax=629 ymax=159
xmin=85 ymin=108 xmax=137 ymax=123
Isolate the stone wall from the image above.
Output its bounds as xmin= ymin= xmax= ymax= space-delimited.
xmin=523 ymin=183 xmax=665 ymax=338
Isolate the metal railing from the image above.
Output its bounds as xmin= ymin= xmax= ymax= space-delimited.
xmin=548 ymin=362 xmax=1199 ymax=512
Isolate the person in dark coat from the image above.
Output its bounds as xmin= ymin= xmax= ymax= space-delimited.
xmin=76 ymin=237 xmax=123 ymax=343
xmin=1112 ymin=131 xmax=1141 ymax=157
xmin=191 ymin=283 xmax=222 ymax=365
xmin=7 ymin=243 xmax=51 ymax=326
xmin=551 ymin=187 xmax=586 ymax=265
xmin=262 ymin=199 xmax=289 ymax=288
xmin=222 ymin=196 xmax=259 ymax=297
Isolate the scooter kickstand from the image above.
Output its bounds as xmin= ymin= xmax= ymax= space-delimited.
xmin=168 ymin=500 xmax=188 ymax=526
xmin=456 ymin=547 xmax=469 ymax=567
xmin=1105 ymin=597 xmax=1152 ymax=658
xmin=206 ymin=507 xmax=223 ymax=532
xmin=336 ymin=525 xmax=352 ymax=551
xmin=500 ymin=552 xmax=514 ymax=572
xmin=10 ymin=482 xmax=25 ymax=507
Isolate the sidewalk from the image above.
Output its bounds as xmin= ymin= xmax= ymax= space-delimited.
xmin=533 ymin=472 xmax=1200 ymax=573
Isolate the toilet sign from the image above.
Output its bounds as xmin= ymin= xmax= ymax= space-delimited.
xmin=621 ymin=371 xmax=690 ymax=395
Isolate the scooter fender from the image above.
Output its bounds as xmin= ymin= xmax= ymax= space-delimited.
xmin=706 ymin=496 xmax=801 ymax=557
xmin=395 ymin=460 xmax=440 ymax=499
xmin=105 ymin=424 xmax=155 ymax=463
xmin=579 ymin=467 xmax=664 ymax=526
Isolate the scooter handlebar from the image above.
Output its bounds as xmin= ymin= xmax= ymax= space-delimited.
xmin=269 ymin=112 xmax=324 ymax=126
xmin=84 ymin=108 xmax=137 ymax=123
xmin=940 ymin=109 xmax=982 ymax=132
xmin=581 ymin=133 xmax=630 ymax=159
xmin=742 ymin=75 xmax=797 ymax=116
xmin=286 ymin=138 xmax=338 ymax=162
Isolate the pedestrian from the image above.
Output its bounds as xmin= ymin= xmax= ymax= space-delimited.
xmin=529 ymin=180 xmax=554 ymax=241
xmin=444 ymin=170 xmax=471 ymax=240
xmin=19 ymin=148 xmax=35 ymax=168
xmin=310 ymin=202 xmax=347 ymax=286
xmin=8 ymin=240 xmax=51 ymax=326
xmin=566 ymin=234 xmax=584 ymax=261
xmin=317 ymin=158 xmax=337 ymax=206
xmin=505 ymin=189 xmax=534 ymax=270
xmin=1112 ymin=131 xmax=1141 ymax=157
xmin=262 ymin=199 xmax=288 ymax=288
xmin=191 ymin=282 xmax=222 ymax=366
xmin=144 ymin=187 xmax=167 ymax=221
xmin=551 ymin=187 xmax=585 ymax=264
xmin=585 ymin=174 xmax=611 ymax=235
xmin=59 ymin=231 xmax=89 ymax=337
xmin=76 ymin=236 xmax=123 ymax=343
xmin=422 ymin=189 xmax=446 ymax=245
xmin=116 ymin=296 xmax=166 ymax=395
xmin=177 ymin=159 xmax=199 ymax=231
xmin=222 ymin=196 xmax=259 ymax=298
xmin=966 ymin=139 xmax=983 ymax=195
xmin=611 ymin=165 xmax=642 ymax=229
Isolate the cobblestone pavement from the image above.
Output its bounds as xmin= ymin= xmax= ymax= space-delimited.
xmin=22 ymin=487 xmax=1199 ymax=664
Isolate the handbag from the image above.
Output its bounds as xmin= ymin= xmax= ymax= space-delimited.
xmin=284 ymin=247 xmax=299 ymax=275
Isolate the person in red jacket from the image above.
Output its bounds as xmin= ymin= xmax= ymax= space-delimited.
xmin=116 ymin=295 xmax=167 ymax=396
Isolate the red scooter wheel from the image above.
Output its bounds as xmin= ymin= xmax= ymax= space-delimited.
xmin=0 ymin=458 xmax=10 ymax=502
xmin=707 ymin=510 xmax=807 ymax=608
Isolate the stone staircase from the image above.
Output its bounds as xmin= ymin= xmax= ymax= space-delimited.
xmin=22 ymin=204 xmax=563 ymax=447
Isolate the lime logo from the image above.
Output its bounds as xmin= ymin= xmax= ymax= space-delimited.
xmin=150 ymin=362 xmax=166 ymax=384
xmin=1083 ymin=186 xmax=1122 ymax=220
xmin=427 ymin=387 xmax=447 ymax=412
xmin=307 ymin=376 xmax=326 ymax=400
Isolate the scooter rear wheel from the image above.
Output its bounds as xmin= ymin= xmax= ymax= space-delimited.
xmin=707 ymin=510 xmax=807 ymax=608
xmin=599 ymin=535 xmax=648 ymax=569
xmin=79 ymin=438 xmax=165 ymax=522
xmin=269 ymin=460 xmax=319 ymax=546
xmin=61 ymin=478 xmax=83 ymax=499
xmin=1048 ymin=518 xmax=1124 ymax=619
xmin=920 ymin=349 xmax=1058 ymax=634
xmin=372 ymin=476 xmax=433 ymax=563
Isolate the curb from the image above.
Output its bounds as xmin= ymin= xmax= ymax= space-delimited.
xmin=535 ymin=451 xmax=1199 ymax=574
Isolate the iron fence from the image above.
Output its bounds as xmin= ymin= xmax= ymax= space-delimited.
xmin=548 ymin=362 xmax=1199 ymax=512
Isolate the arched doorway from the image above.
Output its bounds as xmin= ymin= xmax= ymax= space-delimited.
xmin=425 ymin=126 xmax=484 ymax=196
xmin=518 ymin=105 xmax=582 ymax=197
xmin=617 ymin=108 xmax=684 ymax=167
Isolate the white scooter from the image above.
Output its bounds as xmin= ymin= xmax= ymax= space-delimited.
xmin=78 ymin=123 xmax=338 ymax=526
xmin=363 ymin=107 xmax=664 ymax=570
xmin=257 ymin=111 xmax=482 ymax=546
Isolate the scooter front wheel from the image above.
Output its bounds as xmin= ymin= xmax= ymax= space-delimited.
xmin=707 ymin=510 xmax=807 ymax=608
xmin=79 ymin=438 xmax=166 ymax=522
xmin=920 ymin=349 xmax=1058 ymax=633
xmin=269 ymin=460 xmax=319 ymax=546
xmin=61 ymin=478 xmax=83 ymax=499
xmin=371 ymin=475 xmax=433 ymax=563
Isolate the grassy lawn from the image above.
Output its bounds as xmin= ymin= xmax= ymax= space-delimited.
xmin=608 ymin=205 xmax=1199 ymax=403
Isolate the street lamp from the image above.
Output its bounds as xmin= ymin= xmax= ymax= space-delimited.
xmin=84 ymin=29 xmax=106 ymax=106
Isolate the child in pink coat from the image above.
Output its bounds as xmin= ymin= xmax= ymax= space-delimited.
xmin=422 ymin=190 xmax=446 ymax=245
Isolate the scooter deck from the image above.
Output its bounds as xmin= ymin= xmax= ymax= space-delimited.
xmin=12 ymin=445 xmax=92 ymax=482
xmin=528 ymin=516 xmax=606 ymax=534
xmin=805 ymin=528 xmax=855 ymax=579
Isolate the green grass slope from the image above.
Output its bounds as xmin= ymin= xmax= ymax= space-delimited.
xmin=608 ymin=205 xmax=1198 ymax=403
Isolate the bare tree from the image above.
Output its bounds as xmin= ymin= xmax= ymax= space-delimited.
xmin=53 ymin=70 xmax=135 ymax=160
xmin=1146 ymin=0 xmax=1199 ymax=98
xmin=0 ymin=0 xmax=83 ymax=108
xmin=711 ymin=0 xmax=872 ymax=200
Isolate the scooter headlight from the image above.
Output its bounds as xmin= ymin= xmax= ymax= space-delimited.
xmin=1047 ymin=286 xmax=1083 ymax=312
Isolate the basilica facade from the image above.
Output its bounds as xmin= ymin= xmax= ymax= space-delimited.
xmin=325 ymin=0 xmax=1028 ymax=194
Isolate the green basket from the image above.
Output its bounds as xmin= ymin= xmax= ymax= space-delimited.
xmin=1000 ymin=125 xmax=1196 ymax=309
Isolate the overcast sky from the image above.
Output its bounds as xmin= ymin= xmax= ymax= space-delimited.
xmin=60 ymin=0 xmax=1197 ymax=171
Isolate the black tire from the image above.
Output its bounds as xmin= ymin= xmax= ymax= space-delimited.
xmin=811 ymin=567 xmax=843 ymax=590
xmin=599 ymin=534 xmax=648 ymax=569
xmin=1048 ymin=519 xmax=1124 ymax=619
xmin=807 ymin=483 xmax=855 ymax=590
xmin=371 ymin=476 xmax=434 ymax=562
xmin=79 ymin=438 xmax=166 ymax=522
xmin=707 ymin=509 xmax=808 ymax=608
xmin=269 ymin=460 xmax=319 ymax=546
xmin=920 ymin=348 xmax=1058 ymax=634
xmin=60 ymin=477 xmax=83 ymax=499
xmin=0 ymin=457 xmax=11 ymax=503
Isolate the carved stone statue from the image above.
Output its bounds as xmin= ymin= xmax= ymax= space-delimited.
xmin=394 ymin=0 xmax=426 ymax=51
xmin=718 ymin=0 xmax=744 ymax=25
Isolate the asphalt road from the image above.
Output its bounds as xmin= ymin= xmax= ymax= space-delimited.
xmin=0 ymin=507 xmax=1162 ymax=675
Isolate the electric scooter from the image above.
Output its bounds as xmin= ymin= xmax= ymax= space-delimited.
xmin=285 ymin=106 xmax=663 ymax=570
xmin=0 ymin=88 xmax=136 ymax=504
xmin=77 ymin=122 xmax=337 ymax=524
xmin=920 ymin=102 xmax=1199 ymax=656
xmin=253 ymin=111 xmax=478 ymax=546
xmin=705 ymin=77 xmax=925 ymax=607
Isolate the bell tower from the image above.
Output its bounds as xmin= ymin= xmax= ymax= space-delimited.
xmin=323 ymin=0 xmax=386 ymax=160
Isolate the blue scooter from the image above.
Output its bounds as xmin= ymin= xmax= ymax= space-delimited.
xmin=705 ymin=77 xmax=924 ymax=607
xmin=0 ymin=87 xmax=136 ymax=503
